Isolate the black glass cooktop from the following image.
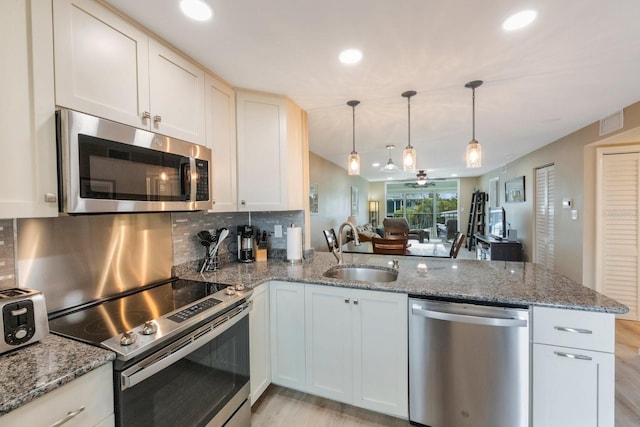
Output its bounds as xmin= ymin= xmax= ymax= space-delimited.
xmin=49 ymin=279 xmax=225 ymax=345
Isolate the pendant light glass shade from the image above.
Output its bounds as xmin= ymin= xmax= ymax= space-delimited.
xmin=402 ymin=90 xmax=417 ymax=172
xmin=380 ymin=144 xmax=399 ymax=173
xmin=346 ymin=100 xmax=360 ymax=175
xmin=466 ymin=140 xmax=482 ymax=168
xmin=465 ymin=80 xmax=483 ymax=168
xmin=348 ymin=152 xmax=360 ymax=175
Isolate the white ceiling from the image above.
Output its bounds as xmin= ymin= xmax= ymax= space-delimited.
xmin=106 ymin=0 xmax=640 ymax=182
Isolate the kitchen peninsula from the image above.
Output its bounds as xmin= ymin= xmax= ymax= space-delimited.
xmin=0 ymin=252 xmax=626 ymax=426
xmin=181 ymin=252 xmax=624 ymax=426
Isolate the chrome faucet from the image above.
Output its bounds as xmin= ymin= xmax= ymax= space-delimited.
xmin=336 ymin=220 xmax=360 ymax=264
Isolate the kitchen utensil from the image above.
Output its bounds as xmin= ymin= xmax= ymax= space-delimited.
xmin=211 ymin=228 xmax=229 ymax=260
xmin=199 ymin=240 xmax=212 ymax=273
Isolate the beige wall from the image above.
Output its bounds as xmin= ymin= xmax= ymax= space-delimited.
xmin=478 ymin=100 xmax=640 ymax=286
xmin=309 ymin=152 xmax=370 ymax=252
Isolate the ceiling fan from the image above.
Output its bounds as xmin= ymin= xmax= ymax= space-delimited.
xmin=402 ymin=170 xmax=438 ymax=188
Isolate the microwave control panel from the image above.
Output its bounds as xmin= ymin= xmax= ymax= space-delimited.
xmin=195 ymin=160 xmax=209 ymax=201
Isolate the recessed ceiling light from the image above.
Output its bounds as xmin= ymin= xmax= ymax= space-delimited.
xmin=339 ymin=49 xmax=363 ymax=65
xmin=387 ymin=177 xmax=393 ymax=180
xmin=502 ymin=9 xmax=537 ymax=31
xmin=372 ymin=162 xmax=381 ymax=167
xmin=451 ymin=173 xmax=458 ymax=177
xmin=180 ymin=0 xmax=213 ymax=21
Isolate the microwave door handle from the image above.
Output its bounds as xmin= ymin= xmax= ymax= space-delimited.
xmin=120 ymin=305 xmax=250 ymax=391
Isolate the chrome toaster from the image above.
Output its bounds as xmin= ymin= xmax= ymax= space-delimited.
xmin=0 ymin=288 xmax=49 ymax=354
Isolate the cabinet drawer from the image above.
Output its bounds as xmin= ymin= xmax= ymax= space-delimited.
xmin=0 ymin=363 xmax=114 ymax=426
xmin=532 ymin=306 xmax=614 ymax=353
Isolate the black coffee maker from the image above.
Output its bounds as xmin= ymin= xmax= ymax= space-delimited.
xmin=237 ymin=225 xmax=255 ymax=263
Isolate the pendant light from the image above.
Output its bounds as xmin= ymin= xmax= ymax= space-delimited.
xmin=347 ymin=100 xmax=360 ymax=175
xmin=416 ymin=170 xmax=427 ymax=185
xmin=465 ymin=80 xmax=483 ymax=168
xmin=380 ymin=144 xmax=399 ymax=173
xmin=402 ymin=90 xmax=417 ymax=171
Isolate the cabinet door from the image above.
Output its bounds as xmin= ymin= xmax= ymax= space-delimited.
xmin=533 ymin=344 xmax=614 ymax=427
xmin=304 ymin=284 xmax=353 ymax=403
xmin=205 ymin=74 xmax=237 ymax=212
xmin=53 ymin=0 xmax=150 ymax=129
xmin=0 ymin=0 xmax=58 ymax=218
xmin=249 ymin=283 xmax=271 ymax=405
xmin=270 ymin=281 xmax=305 ymax=391
xmin=148 ymin=39 xmax=206 ymax=145
xmin=352 ymin=290 xmax=408 ymax=418
xmin=236 ymin=90 xmax=288 ymax=211
xmin=0 ymin=363 xmax=114 ymax=426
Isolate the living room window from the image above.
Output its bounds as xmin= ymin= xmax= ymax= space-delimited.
xmin=385 ymin=180 xmax=459 ymax=241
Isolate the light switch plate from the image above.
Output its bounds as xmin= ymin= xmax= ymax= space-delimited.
xmin=274 ymin=224 xmax=283 ymax=238
xmin=571 ymin=209 xmax=578 ymax=220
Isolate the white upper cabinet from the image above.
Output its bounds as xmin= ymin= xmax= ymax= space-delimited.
xmin=147 ymin=39 xmax=205 ymax=144
xmin=236 ymin=90 xmax=288 ymax=211
xmin=53 ymin=0 xmax=205 ymax=145
xmin=235 ymin=90 xmax=308 ymax=211
xmin=0 ymin=0 xmax=58 ymax=219
xmin=205 ymin=74 xmax=237 ymax=212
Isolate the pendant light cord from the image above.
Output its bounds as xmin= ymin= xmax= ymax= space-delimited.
xmin=352 ymin=104 xmax=356 ymax=152
xmin=472 ymin=87 xmax=476 ymax=141
xmin=407 ymin=95 xmax=412 ymax=148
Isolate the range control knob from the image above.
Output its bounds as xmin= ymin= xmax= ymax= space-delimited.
xmin=234 ymin=283 xmax=245 ymax=291
xmin=120 ymin=331 xmax=137 ymax=346
xmin=225 ymin=286 xmax=235 ymax=296
xmin=141 ymin=321 xmax=158 ymax=335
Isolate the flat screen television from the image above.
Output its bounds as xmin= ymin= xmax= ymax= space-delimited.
xmin=488 ymin=207 xmax=506 ymax=239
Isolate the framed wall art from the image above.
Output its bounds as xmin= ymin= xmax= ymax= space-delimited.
xmin=351 ymin=186 xmax=359 ymax=215
xmin=505 ymin=176 xmax=525 ymax=203
xmin=309 ymin=182 xmax=319 ymax=214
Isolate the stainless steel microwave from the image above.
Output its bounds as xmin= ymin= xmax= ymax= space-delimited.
xmin=56 ymin=109 xmax=212 ymax=214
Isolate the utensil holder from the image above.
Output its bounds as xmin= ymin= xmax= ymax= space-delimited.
xmin=200 ymin=250 xmax=220 ymax=273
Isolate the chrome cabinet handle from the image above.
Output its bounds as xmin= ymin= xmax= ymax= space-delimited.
xmin=154 ymin=115 xmax=162 ymax=123
xmin=554 ymin=326 xmax=592 ymax=334
xmin=353 ymin=299 xmax=359 ymax=305
xmin=554 ymin=351 xmax=592 ymax=361
xmin=50 ymin=406 xmax=85 ymax=427
xmin=142 ymin=111 xmax=151 ymax=119
xmin=344 ymin=297 xmax=350 ymax=303
xmin=240 ymin=200 xmax=246 ymax=206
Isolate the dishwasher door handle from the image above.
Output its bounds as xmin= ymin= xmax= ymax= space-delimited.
xmin=411 ymin=305 xmax=528 ymax=327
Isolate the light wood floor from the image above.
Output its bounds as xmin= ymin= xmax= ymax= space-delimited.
xmin=252 ymin=320 xmax=640 ymax=426
xmin=615 ymin=319 xmax=640 ymax=426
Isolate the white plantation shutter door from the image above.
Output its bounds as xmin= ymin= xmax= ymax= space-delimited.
xmin=535 ymin=165 xmax=555 ymax=271
xmin=600 ymin=152 xmax=639 ymax=320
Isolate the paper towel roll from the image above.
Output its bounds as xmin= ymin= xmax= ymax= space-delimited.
xmin=287 ymin=225 xmax=303 ymax=262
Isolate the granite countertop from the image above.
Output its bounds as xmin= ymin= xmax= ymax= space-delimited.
xmin=178 ymin=252 xmax=628 ymax=314
xmin=0 ymin=334 xmax=115 ymax=416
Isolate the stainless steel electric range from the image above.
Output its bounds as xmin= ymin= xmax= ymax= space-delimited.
xmin=49 ymin=278 xmax=253 ymax=427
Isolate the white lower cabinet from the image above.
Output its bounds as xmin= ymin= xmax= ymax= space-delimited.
xmin=249 ymin=282 xmax=271 ymax=405
xmin=0 ymin=363 xmax=114 ymax=426
xmin=305 ymin=284 xmax=408 ymax=418
xmin=269 ymin=281 xmax=306 ymax=391
xmin=532 ymin=307 xmax=615 ymax=427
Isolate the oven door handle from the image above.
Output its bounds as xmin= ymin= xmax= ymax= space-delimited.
xmin=120 ymin=301 xmax=251 ymax=391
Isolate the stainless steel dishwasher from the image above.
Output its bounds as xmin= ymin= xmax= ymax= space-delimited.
xmin=409 ymin=298 xmax=530 ymax=427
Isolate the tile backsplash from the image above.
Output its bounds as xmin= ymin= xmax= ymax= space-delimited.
xmin=171 ymin=210 xmax=305 ymax=268
xmin=0 ymin=219 xmax=15 ymax=289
